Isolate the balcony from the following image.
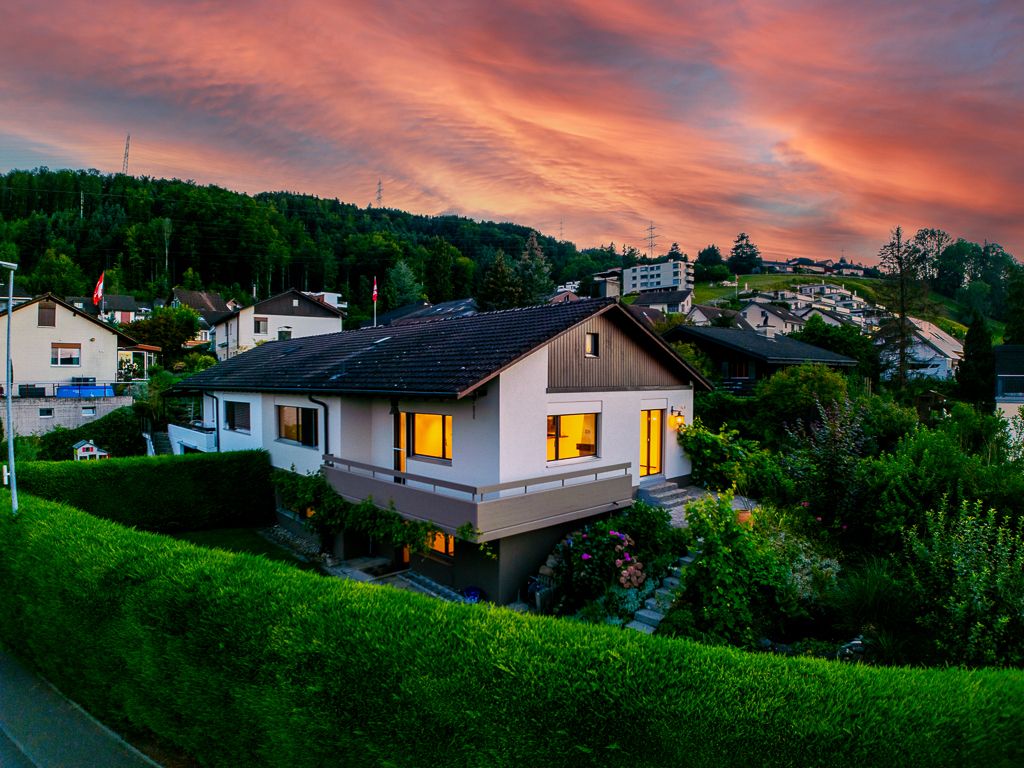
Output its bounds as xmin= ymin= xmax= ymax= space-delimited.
xmin=322 ymin=455 xmax=634 ymax=542
xmin=3 ymin=379 xmax=125 ymax=398
xmin=167 ymin=422 xmax=218 ymax=453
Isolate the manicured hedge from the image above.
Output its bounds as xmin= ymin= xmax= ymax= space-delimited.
xmin=0 ymin=493 xmax=1022 ymax=768
xmin=36 ymin=406 xmax=146 ymax=460
xmin=15 ymin=451 xmax=274 ymax=531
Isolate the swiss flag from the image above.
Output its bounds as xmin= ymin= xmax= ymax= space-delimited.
xmin=372 ymin=276 xmax=378 ymax=303
xmin=92 ymin=272 xmax=105 ymax=306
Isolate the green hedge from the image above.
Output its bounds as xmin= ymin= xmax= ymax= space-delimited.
xmin=36 ymin=406 xmax=146 ymax=460
xmin=15 ymin=451 xmax=274 ymax=531
xmin=0 ymin=492 xmax=1021 ymax=768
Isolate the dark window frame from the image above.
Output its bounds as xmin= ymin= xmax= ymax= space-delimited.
xmin=276 ymin=405 xmax=318 ymax=448
xmin=225 ymin=400 xmax=251 ymax=432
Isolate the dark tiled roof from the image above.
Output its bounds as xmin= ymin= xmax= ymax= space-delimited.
xmin=181 ymin=299 xmax=615 ymax=397
xmin=625 ymin=304 xmax=664 ymax=327
xmin=688 ymin=304 xmax=754 ymax=330
xmin=995 ymin=345 xmax=1024 ymax=376
xmin=67 ymin=294 xmax=139 ymax=313
xmin=666 ymin=326 xmax=856 ymax=366
xmin=633 ymin=289 xmax=691 ymax=306
xmin=173 ymin=288 xmax=228 ymax=312
xmin=743 ymin=302 xmax=805 ymax=324
xmin=390 ymin=298 xmax=478 ymax=326
xmin=65 ymin=296 xmax=100 ymax=316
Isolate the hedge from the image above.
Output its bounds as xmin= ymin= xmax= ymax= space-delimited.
xmin=36 ymin=405 xmax=146 ymax=460
xmin=0 ymin=493 xmax=1021 ymax=768
xmin=15 ymin=451 xmax=274 ymax=531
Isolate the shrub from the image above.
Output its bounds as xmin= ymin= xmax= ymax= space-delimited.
xmin=16 ymin=451 xmax=274 ymax=531
xmin=0 ymin=494 xmax=1022 ymax=767
xmin=905 ymin=500 xmax=1024 ymax=667
xmin=36 ymin=406 xmax=146 ymax=460
xmin=754 ymin=364 xmax=849 ymax=447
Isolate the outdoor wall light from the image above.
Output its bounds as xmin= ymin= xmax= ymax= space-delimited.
xmin=670 ymin=407 xmax=686 ymax=429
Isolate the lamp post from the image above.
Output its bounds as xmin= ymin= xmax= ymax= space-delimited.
xmin=2 ymin=259 xmax=17 ymax=515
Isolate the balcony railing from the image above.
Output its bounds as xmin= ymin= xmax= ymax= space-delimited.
xmin=322 ymin=455 xmax=634 ymax=541
xmin=2 ymin=379 xmax=129 ymax=398
xmin=168 ymin=422 xmax=218 ymax=453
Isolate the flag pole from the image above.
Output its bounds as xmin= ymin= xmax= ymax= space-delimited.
xmin=2 ymin=258 xmax=18 ymax=516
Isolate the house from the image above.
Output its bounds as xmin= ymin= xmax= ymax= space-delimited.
xmin=995 ymin=345 xmax=1024 ymax=429
xmin=686 ymin=304 xmax=754 ymax=330
xmin=664 ymin=325 xmax=856 ymax=394
xmin=212 ymin=288 xmax=346 ymax=361
xmin=622 ymin=258 xmax=693 ymax=295
xmin=547 ymin=290 xmax=580 ymax=305
xmin=66 ymin=294 xmax=143 ymax=325
xmin=739 ymin=302 xmax=806 ymax=335
xmin=878 ymin=317 xmax=963 ymax=380
xmin=0 ymin=294 xmax=155 ymax=435
xmin=73 ymin=439 xmax=109 ymax=460
xmin=632 ymin=289 xmax=693 ymax=315
xmin=173 ymin=299 xmax=711 ymax=603
xmin=171 ymin=288 xmax=232 ymax=347
xmin=794 ymin=306 xmax=852 ymax=327
xmin=592 ymin=268 xmax=622 ymax=299
xmin=0 ymin=277 xmax=33 ymax=313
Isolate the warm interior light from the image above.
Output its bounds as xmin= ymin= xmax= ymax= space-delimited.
xmin=670 ymin=407 xmax=686 ymax=428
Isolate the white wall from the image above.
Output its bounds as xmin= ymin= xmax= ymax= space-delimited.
xmin=218 ymin=306 xmax=343 ymax=360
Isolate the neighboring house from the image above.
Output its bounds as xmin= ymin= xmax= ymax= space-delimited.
xmin=632 ymin=289 xmax=693 ymax=315
xmin=878 ymin=317 xmax=963 ymax=380
xmin=995 ymin=345 xmax=1024 ymax=429
xmin=362 ymin=298 xmax=478 ymax=328
xmin=0 ymin=294 xmax=152 ymax=435
xmin=686 ymin=304 xmax=754 ymax=330
xmin=794 ymin=306 xmax=852 ymax=327
xmin=213 ymin=288 xmax=345 ymax=361
xmin=73 ymin=439 xmax=109 ymax=460
xmin=739 ymin=302 xmax=806 ymax=335
xmin=624 ymin=304 xmax=665 ymax=328
xmin=547 ymin=290 xmax=580 ymax=305
xmin=622 ymin=258 xmax=693 ymax=295
xmin=67 ymin=294 xmax=142 ymax=325
xmin=174 ymin=299 xmax=711 ymax=603
xmin=592 ymin=268 xmax=622 ymax=299
xmin=0 ymin=277 xmax=33 ymax=313
xmin=171 ymin=288 xmax=231 ymax=347
xmin=665 ymin=325 xmax=856 ymax=394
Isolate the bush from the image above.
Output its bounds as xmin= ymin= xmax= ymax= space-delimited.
xmin=754 ymin=364 xmax=849 ymax=447
xmin=16 ymin=451 xmax=274 ymax=531
xmin=1 ymin=493 xmax=1021 ymax=767
xmin=36 ymin=406 xmax=146 ymax=460
xmin=905 ymin=500 xmax=1024 ymax=667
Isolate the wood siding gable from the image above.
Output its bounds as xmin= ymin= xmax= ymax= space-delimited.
xmin=547 ymin=313 xmax=688 ymax=392
xmin=255 ymin=292 xmax=339 ymax=318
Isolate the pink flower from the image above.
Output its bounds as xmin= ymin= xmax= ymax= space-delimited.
xmin=624 ymin=553 xmax=631 ymax=562
xmin=815 ymin=516 xmax=822 ymax=522
xmin=615 ymin=559 xmax=623 ymax=567
xmin=801 ymin=501 xmax=810 ymax=508
xmin=581 ymin=553 xmax=591 ymax=561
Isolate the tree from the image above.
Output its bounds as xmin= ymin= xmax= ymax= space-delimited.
xmin=790 ymin=315 xmax=881 ymax=382
xmin=384 ymin=259 xmax=423 ymax=309
xmin=696 ymin=244 xmax=723 ymax=267
xmin=908 ymin=228 xmax=950 ymax=281
xmin=727 ymin=233 xmax=761 ymax=275
xmin=933 ymin=239 xmax=977 ymax=298
xmin=123 ymin=306 xmax=200 ymax=364
xmin=877 ymin=225 xmax=930 ymax=389
xmin=956 ymin=314 xmax=995 ymax=413
xmin=1003 ymin=267 xmax=1024 ymax=345
xmin=477 ymin=250 xmax=520 ymax=311
xmin=28 ymin=248 xmax=88 ymax=295
xmin=423 ymin=237 xmax=458 ymax=304
xmin=181 ymin=267 xmax=203 ymax=290
xmin=515 ymin=231 xmax=555 ymax=305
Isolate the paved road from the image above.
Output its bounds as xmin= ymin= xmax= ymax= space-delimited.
xmin=0 ymin=647 xmax=159 ymax=768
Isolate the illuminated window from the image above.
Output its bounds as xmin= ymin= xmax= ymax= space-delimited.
xmin=410 ymin=413 xmax=452 ymax=460
xmin=546 ymin=413 xmax=598 ymax=461
xmin=429 ymin=532 xmax=455 ymax=558
xmin=276 ymin=405 xmax=318 ymax=447
xmin=584 ymin=332 xmax=599 ymax=357
xmin=50 ymin=343 xmax=81 ymax=366
xmin=225 ymin=401 xmax=251 ymax=432
xmin=254 ymin=317 xmax=268 ymax=334
xmin=38 ymin=301 xmax=56 ymax=327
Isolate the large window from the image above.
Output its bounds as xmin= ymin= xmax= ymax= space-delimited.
xmin=225 ymin=401 xmax=251 ymax=432
xmin=50 ymin=343 xmax=81 ymax=366
xmin=410 ymin=413 xmax=452 ymax=461
xmin=429 ymin=532 xmax=455 ymax=558
xmin=276 ymin=405 xmax=318 ymax=448
xmin=546 ymin=413 xmax=598 ymax=461
xmin=38 ymin=301 xmax=56 ymax=327
xmin=254 ymin=317 xmax=268 ymax=335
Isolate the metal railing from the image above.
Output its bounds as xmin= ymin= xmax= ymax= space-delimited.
xmin=2 ymin=380 xmax=130 ymax=398
xmin=322 ymin=454 xmax=631 ymax=503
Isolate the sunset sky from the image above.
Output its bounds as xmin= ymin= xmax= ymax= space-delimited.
xmin=1 ymin=0 xmax=1021 ymax=262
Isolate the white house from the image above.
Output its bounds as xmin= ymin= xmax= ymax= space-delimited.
xmin=632 ymin=289 xmax=692 ymax=316
xmin=173 ymin=299 xmax=710 ymax=603
xmin=739 ymin=302 xmax=806 ymax=335
xmin=0 ymin=294 xmax=152 ymax=435
xmin=212 ymin=289 xmax=345 ymax=361
xmin=879 ymin=317 xmax=964 ymax=380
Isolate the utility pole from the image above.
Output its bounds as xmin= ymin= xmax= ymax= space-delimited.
xmin=162 ymin=218 xmax=172 ymax=286
xmin=2 ymin=257 xmax=19 ymax=515
xmin=122 ymin=133 xmax=131 ymax=175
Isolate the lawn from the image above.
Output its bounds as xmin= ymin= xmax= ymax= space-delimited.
xmin=172 ymin=527 xmax=321 ymax=571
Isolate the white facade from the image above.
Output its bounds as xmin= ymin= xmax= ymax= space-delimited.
xmin=622 ymin=259 xmax=693 ymax=295
xmin=215 ymin=304 xmax=343 ymax=360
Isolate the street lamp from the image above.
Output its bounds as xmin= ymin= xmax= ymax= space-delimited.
xmin=2 ymin=259 xmax=17 ymax=516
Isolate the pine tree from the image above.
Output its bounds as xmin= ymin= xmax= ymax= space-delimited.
xmin=878 ymin=225 xmax=930 ymax=390
xmin=384 ymin=259 xmax=423 ymax=309
xmin=478 ymin=250 xmax=520 ymax=311
xmin=957 ymin=313 xmax=995 ymax=413
xmin=515 ymin=231 xmax=554 ymax=305
xmin=727 ymin=233 xmax=761 ymax=275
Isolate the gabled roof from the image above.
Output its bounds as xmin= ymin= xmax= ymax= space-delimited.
xmin=0 ymin=293 xmax=138 ymax=346
xmin=665 ymin=326 xmax=856 ymax=366
xmin=179 ymin=299 xmax=710 ymax=398
xmin=173 ymin=288 xmax=229 ymax=313
xmin=66 ymin=294 xmax=140 ymax=314
xmin=633 ymin=289 xmax=691 ymax=307
xmin=213 ymin=288 xmax=346 ymax=327
xmin=687 ymin=304 xmax=754 ymax=330
xmin=742 ymin=302 xmax=805 ymax=325
xmin=909 ymin=317 xmax=963 ymax=361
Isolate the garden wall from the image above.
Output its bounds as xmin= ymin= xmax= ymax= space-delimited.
xmin=0 ymin=492 xmax=1021 ymax=768
xmin=16 ymin=450 xmax=274 ymax=531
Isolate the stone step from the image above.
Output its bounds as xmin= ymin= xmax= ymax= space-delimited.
xmin=667 ymin=566 xmax=682 ymax=579
xmin=662 ymin=576 xmax=681 ymax=589
xmin=655 ymin=587 xmax=676 ymax=603
xmin=625 ymin=620 xmax=657 ymax=634
xmin=645 ymin=593 xmax=674 ymax=612
xmin=641 ymin=481 xmax=678 ymax=494
xmin=648 ymin=489 xmax=696 ymax=505
xmin=635 ymin=609 xmax=664 ymax=627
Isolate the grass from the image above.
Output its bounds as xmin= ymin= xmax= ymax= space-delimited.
xmin=172 ymin=527 xmax=321 ymax=571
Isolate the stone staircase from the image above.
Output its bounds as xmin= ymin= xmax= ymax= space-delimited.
xmin=624 ymin=555 xmax=696 ymax=634
xmin=151 ymin=430 xmax=173 ymax=455
xmin=636 ymin=480 xmax=705 ymax=528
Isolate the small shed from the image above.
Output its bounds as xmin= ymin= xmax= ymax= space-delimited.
xmin=72 ymin=440 xmax=109 ymax=461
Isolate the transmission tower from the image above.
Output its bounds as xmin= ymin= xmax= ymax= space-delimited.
xmin=559 ymin=218 xmax=564 ymax=241
xmin=122 ymin=133 xmax=131 ymax=175
xmin=376 ymin=177 xmax=383 ymax=207
xmin=645 ymin=221 xmax=660 ymax=259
